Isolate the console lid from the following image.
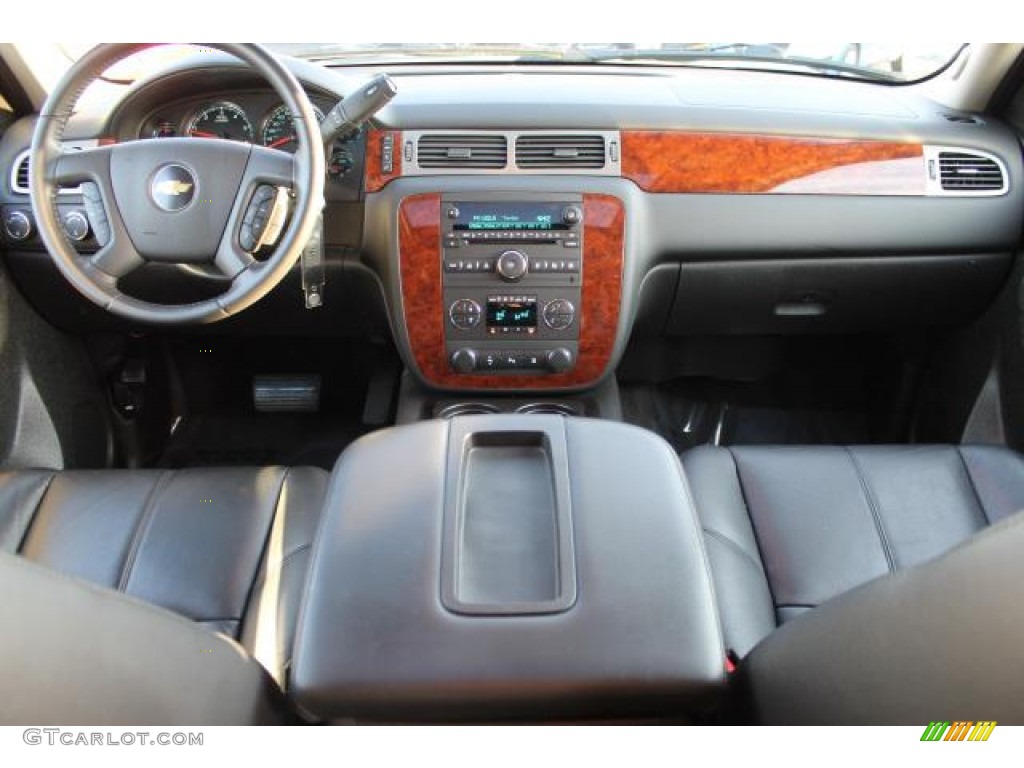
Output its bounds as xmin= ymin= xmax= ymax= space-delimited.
xmin=293 ymin=415 xmax=725 ymax=721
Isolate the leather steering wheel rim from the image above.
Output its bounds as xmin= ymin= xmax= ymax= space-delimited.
xmin=30 ymin=43 xmax=326 ymax=325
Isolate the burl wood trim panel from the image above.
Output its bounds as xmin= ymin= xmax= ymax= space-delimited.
xmin=621 ymin=131 xmax=925 ymax=195
xmin=398 ymin=193 xmax=625 ymax=391
xmin=365 ymin=130 xmax=402 ymax=193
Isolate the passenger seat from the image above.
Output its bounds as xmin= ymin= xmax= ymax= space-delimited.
xmin=0 ymin=466 xmax=327 ymax=687
xmin=682 ymin=445 xmax=1024 ymax=657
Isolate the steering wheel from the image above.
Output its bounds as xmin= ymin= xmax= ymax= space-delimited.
xmin=30 ymin=43 xmax=325 ymax=324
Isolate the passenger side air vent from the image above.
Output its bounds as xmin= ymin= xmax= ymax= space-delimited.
xmin=416 ymin=134 xmax=508 ymax=169
xmin=924 ymin=146 xmax=1008 ymax=197
xmin=515 ymin=135 xmax=606 ymax=169
xmin=938 ymin=151 xmax=1004 ymax=191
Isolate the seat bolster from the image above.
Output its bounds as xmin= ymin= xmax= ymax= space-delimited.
xmin=0 ymin=551 xmax=282 ymax=725
xmin=959 ymin=445 xmax=1024 ymax=523
xmin=681 ymin=447 xmax=776 ymax=657
xmin=0 ymin=470 xmax=55 ymax=551
xmin=240 ymin=466 xmax=329 ymax=687
xmin=742 ymin=512 xmax=1024 ymax=724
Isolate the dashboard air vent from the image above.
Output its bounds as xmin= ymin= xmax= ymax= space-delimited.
xmin=416 ymin=134 xmax=508 ymax=169
xmin=515 ymin=135 xmax=606 ymax=169
xmin=13 ymin=153 xmax=30 ymax=194
xmin=938 ymin=151 xmax=1004 ymax=192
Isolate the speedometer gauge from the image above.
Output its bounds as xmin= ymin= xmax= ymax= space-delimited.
xmin=261 ymin=104 xmax=326 ymax=151
xmin=186 ymin=102 xmax=254 ymax=142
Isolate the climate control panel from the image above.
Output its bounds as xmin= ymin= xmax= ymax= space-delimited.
xmin=441 ymin=194 xmax=582 ymax=375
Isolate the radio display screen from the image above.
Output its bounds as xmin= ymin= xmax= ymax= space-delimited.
xmin=453 ymin=202 xmax=568 ymax=232
xmin=487 ymin=298 xmax=537 ymax=328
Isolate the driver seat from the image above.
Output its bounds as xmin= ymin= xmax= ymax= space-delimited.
xmin=0 ymin=465 xmax=327 ymax=688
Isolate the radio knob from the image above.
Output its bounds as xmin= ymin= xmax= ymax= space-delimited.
xmin=448 ymin=299 xmax=482 ymax=330
xmin=546 ymin=348 xmax=574 ymax=373
xmin=450 ymin=348 xmax=478 ymax=373
xmin=543 ymin=299 xmax=576 ymax=330
xmin=496 ymin=250 xmax=529 ymax=282
xmin=3 ymin=210 xmax=32 ymax=242
xmin=561 ymin=206 xmax=582 ymax=225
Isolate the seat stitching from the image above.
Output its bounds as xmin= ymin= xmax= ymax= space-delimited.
xmin=724 ymin=447 xmax=777 ymax=614
xmin=117 ymin=470 xmax=174 ymax=593
xmin=845 ymin=447 xmax=897 ymax=573
xmin=955 ymin=447 xmax=990 ymax=526
xmin=703 ymin=527 xmax=766 ymax=576
xmin=14 ymin=471 xmax=58 ymax=553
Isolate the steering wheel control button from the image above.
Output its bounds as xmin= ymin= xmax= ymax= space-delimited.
xmin=497 ymin=250 xmax=529 ymax=281
xmin=543 ymin=299 xmax=576 ymax=330
xmin=449 ymin=299 xmax=482 ymax=330
xmin=149 ymin=164 xmax=197 ymax=212
xmin=61 ymin=210 xmax=90 ymax=242
xmin=241 ymin=185 xmax=281 ymax=253
xmin=3 ymin=210 xmax=33 ymax=241
xmin=80 ymin=182 xmax=111 ymax=246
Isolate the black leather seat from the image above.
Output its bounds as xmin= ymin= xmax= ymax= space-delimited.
xmin=0 ymin=466 xmax=327 ymax=686
xmin=682 ymin=444 xmax=1024 ymax=658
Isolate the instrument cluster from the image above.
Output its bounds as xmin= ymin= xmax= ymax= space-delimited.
xmin=139 ymin=93 xmax=363 ymax=190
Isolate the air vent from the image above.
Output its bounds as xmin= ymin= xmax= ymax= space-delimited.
xmin=516 ymin=135 xmax=606 ymax=169
xmin=416 ymin=134 xmax=507 ymax=169
xmin=938 ymin=151 xmax=1004 ymax=191
xmin=10 ymin=146 xmax=93 ymax=195
xmin=13 ymin=154 xmax=30 ymax=194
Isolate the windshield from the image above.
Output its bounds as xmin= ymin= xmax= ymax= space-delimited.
xmin=267 ymin=43 xmax=966 ymax=83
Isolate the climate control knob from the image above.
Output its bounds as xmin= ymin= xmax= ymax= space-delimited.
xmin=448 ymin=299 xmax=482 ymax=330
xmin=543 ymin=299 xmax=576 ymax=330
xmin=450 ymin=348 xmax=477 ymax=373
xmin=496 ymin=250 xmax=529 ymax=282
xmin=546 ymin=348 xmax=574 ymax=373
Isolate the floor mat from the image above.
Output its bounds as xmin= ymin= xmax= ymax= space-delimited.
xmin=158 ymin=413 xmax=368 ymax=470
xmin=621 ymin=377 xmax=871 ymax=454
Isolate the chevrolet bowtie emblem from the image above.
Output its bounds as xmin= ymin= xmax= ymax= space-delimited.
xmin=150 ymin=164 xmax=197 ymax=212
xmin=154 ymin=179 xmax=193 ymax=196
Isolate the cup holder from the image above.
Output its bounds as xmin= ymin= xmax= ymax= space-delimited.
xmin=515 ymin=402 xmax=582 ymax=416
xmin=435 ymin=402 xmax=503 ymax=419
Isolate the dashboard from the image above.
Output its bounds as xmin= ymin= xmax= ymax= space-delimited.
xmin=0 ymin=52 xmax=1022 ymax=396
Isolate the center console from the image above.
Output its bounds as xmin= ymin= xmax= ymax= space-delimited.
xmin=292 ymin=415 xmax=725 ymax=722
xmin=397 ymin=192 xmax=625 ymax=392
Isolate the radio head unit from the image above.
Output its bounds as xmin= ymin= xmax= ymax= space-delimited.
xmin=441 ymin=194 xmax=583 ymax=375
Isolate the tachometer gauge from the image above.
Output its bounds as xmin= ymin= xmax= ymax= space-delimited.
xmin=186 ymin=102 xmax=254 ymax=142
xmin=261 ymin=103 xmax=326 ymax=151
